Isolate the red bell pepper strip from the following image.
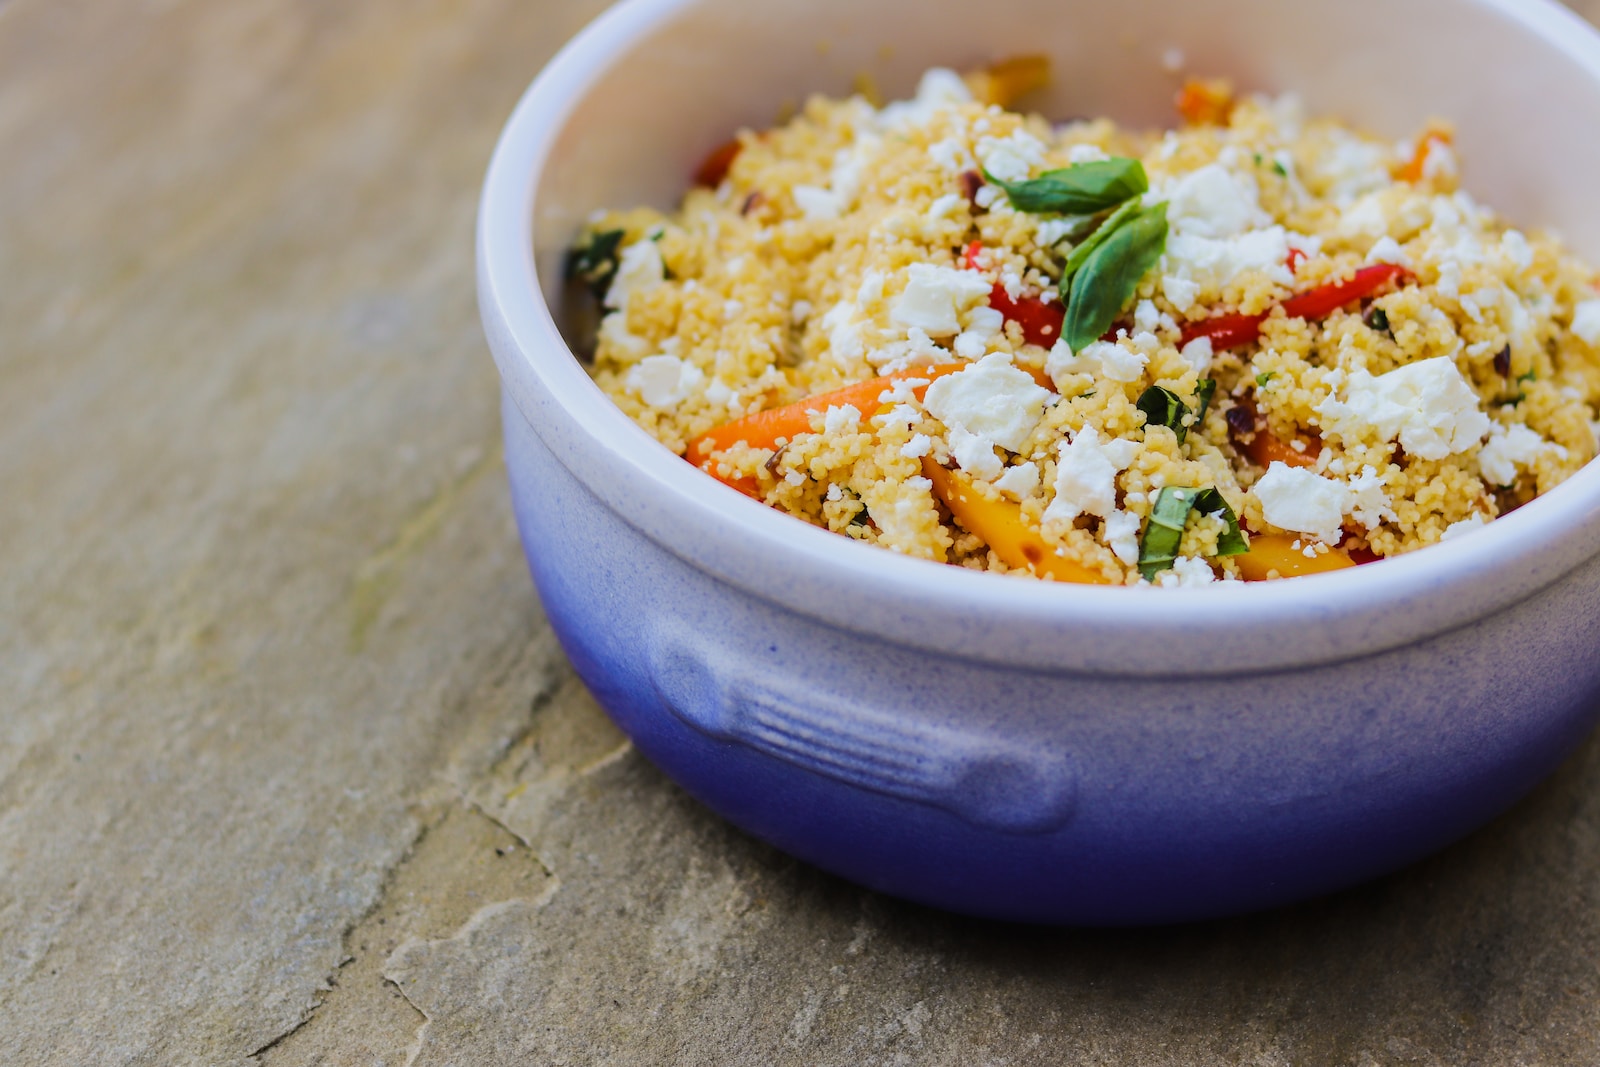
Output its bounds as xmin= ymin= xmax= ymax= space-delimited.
xmin=693 ymin=138 xmax=742 ymax=187
xmin=963 ymin=242 xmax=1066 ymax=347
xmin=1180 ymin=263 xmax=1409 ymax=350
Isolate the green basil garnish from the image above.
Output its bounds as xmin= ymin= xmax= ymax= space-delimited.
xmin=1195 ymin=378 xmax=1217 ymax=423
xmin=1062 ymin=202 xmax=1169 ymax=352
xmin=564 ymin=228 xmax=626 ymax=302
xmin=988 ymin=158 xmax=1149 ymax=216
xmin=1137 ymin=485 xmax=1248 ymax=580
xmin=1136 ymin=386 xmax=1189 ymax=444
xmin=1059 ymin=197 xmax=1141 ymax=281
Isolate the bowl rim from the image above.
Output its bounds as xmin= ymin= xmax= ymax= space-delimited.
xmin=478 ymin=0 xmax=1600 ymax=676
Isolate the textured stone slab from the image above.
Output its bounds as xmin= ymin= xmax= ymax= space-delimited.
xmin=4 ymin=1 xmax=1600 ymax=1064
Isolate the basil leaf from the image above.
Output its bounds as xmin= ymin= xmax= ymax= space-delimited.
xmin=1137 ymin=485 xmax=1247 ymax=579
xmin=1192 ymin=487 xmax=1249 ymax=556
xmin=1136 ymin=385 xmax=1189 ymax=444
xmin=1137 ymin=486 xmax=1196 ymax=580
xmin=1060 ymin=197 xmax=1140 ymax=282
xmin=1195 ymin=378 xmax=1217 ymax=423
xmin=988 ymin=158 xmax=1149 ymax=216
xmin=565 ymin=228 xmax=626 ymax=302
xmin=1063 ymin=202 xmax=1169 ymax=352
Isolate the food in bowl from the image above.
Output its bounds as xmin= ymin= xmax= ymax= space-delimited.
xmin=568 ymin=60 xmax=1600 ymax=586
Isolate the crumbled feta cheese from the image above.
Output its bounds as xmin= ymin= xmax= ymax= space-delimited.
xmin=1163 ymin=164 xmax=1269 ymax=239
xmin=928 ymin=193 xmax=964 ymax=219
xmin=927 ymin=137 xmax=974 ymax=174
xmin=1034 ymin=217 xmax=1081 ymax=248
xmin=822 ymin=404 xmax=861 ymax=435
xmin=1501 ymin=230 xmax=1533 ymax=271
xmin=1366 ymin=235 xmax=1413 ymax=269
xmin=1104 ymin=509 xmax=1141 ymax=565
xmin=1252 ymin=462 xmax=1348 ymax=544
xmin=1338 ymin=194 xmax=1391 ymax=239
xmin=1572 ymin=300 xmax=1600 ymax=347
xmin=626 ymin=354 xmax=703 ymax=408
xmin=1067 ymin=143 xmax=1110 ymax=163
xmin=892 ymin=263 xmax=992 ymax=336
xmin=793 ymin=184 xmax=843 ymax=222
xmin=976 ymin=128 xmax=1048 ymax=183
xmin=994 ymin=461 xmax=1040 ymax=499
xmin=597 ymin=311 xmax=650 ymax=363
xmin=821 ymin=301 xmax=866 ymax=364
xmin=1046 ymin=339 xmax=1148 ymax=387
xmin=604 ymin=239 xmax=665 ymax=310
xmin=1042 ymin=425 xmax=1139 ymax=523
xmin=952 ymin=305 xmax=1004 ymax=360
xmin=1156 ymin=555 xmax=1217 ymax=587
xmin=923 ymin=353 xmax=1052 ymax=452
xmin=1441 ymin=514 xmax=1487 ymax=541
xmin=1162 ymin=227 xmax=1294 ymax=296
xmin=900 ymin=433 xmax=933 ymax=459
xmin=1317 ymin=356 xmax=1490 ymax=460
xmin=947 ymin=426 xmax=1003 ymax=480
xmin=857 ymin=270 xmax=885 ymax=305
xmin=974 ymin=184 xmax=999 ymax=209
xmin=1161 ymin=275 xmax=1201 ymax=313
xmin=878 ymin=67 xmax=972 ymax=131
xmin=1345 ymin=465 xmax=1397 ymax=530
xmin=1478 ymin=423 xmax=1564 ymax=486
xmin=1180 ymin=336 xmax=1214 ymax=375
xmin=1310 ymin=131 xmax=1392 ymax=201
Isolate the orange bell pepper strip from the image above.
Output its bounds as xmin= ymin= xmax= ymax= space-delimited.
xmin=1395 ymin=125 xmax=1452 ymax=183
xmin=693 ymin=138 xmax=742 ymax=187
xmin=1180 ymin=263 xmax=1410 ymax=351
xmin=686 ymin=364 xmax=971 ymax=493
xmin=921 ymin=458 xmax=1111 ymax=584
xmin=965 ymin=55 xmax=1052 ymax=109
xmin=1176 ymin=78 xmax=1234 ymax=126
xmin=1234 ymin=533 xmax=1356 ymax=581
xmin=1225 ymin=399 xmax=1320 ymax=471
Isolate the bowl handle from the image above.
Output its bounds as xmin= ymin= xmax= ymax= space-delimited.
xmin=648 ymin=634 xmax=1077 ymax=834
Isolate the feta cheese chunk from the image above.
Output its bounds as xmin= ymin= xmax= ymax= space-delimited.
xmin=604 ymin=238 xmax=665 ymax=310
xmin=1478 ymin=423 xmax=1565 ymax=487
xmin=947 ymin=426 xmax=1004 ymax=480
xmin=1345 ymin=465 xmax=1398 ymax=531
xmin=1441 ymin=514 xmax=1487 ymax=541
xmin=1042 ymin=425 xmax=1139 ymax=524
xmin=994 ymin=461 xmax=1041 ymax=499
xmin=793 ymin=184 xmax=843 ymax=221
xmin=1572 ymin=299 xmax=1600 ymax=347
xmin=892 ymin=263 xmax=993 ymax=336
xmin=1155 ymin=555 xmax=1218 ymax=587
xmin=1103 ymin=509 xmax=1142 ymax=565
xmin=1046 ymin=339 xmax=1148 ymax=387
xmin=1252 ymin=462 xmax=1348 ymax=544
xmin=1163 ymin=164 xmax=1269 ymax=238
xmin=976 ymin=128 xmax=1048 ymax=183
xmin=822 ymin=404 xmax=862 ymax=435
xmin=1316 ymin=356 xmax=1490 ymax=460
xmin=923 ymin=353 xmax=1052 ymax=453
xmin=626 ymin=354 xmax=704 ymax=408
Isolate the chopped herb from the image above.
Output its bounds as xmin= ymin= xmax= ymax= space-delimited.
xmin=1272 ymin=159 xmax=1289 ymax=178
xmin=1136 ymin=385 xmax=1191 ymax=444
xmin=1252 ymin=152 xmax=1263 ymax=166
xmin=987 ymin=157 xmax=1149 ymax=216
xmin=1060 ymin=198 xmax=1141 ymax=280
xmin=1137 ymin=486 xmax=1249 ymax=580
xmin=1062 ymin=201 xmax=1169 ymax=351
xmin=1519 ymin=369 xmax=1537 ymax=384
xmin=1363 ymin=306 xmax=1391 ymax=335
xmin=1255 ymin=371 xmax=1277 ymax=388
xmin=1195 ymin=378 xmax=1217 ymax=423
xmin=564 ymin=228 xmax=626 ymax=302
xmin=1493 ymin=345 xmax=1512 ymax=377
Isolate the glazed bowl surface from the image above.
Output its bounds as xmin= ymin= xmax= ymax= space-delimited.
xmin=479 ymin=0 xmax=1600 ymax=923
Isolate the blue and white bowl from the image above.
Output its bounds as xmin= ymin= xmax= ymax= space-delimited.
xmin=478 ymin=0 xmax=1600 ymax=923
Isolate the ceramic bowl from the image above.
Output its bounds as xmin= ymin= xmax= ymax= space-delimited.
xmin=478 ymin=0 xmax=1600 ymax=924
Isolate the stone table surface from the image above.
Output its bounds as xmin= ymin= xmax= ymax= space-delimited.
xmin=7 ymin=1 xmax=1600 ymax=1063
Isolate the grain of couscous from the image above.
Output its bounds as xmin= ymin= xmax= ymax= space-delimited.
xmin=566 ymin=62 xmax=1600 ymax=586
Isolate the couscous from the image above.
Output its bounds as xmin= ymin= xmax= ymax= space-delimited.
xmin=566 ymin=61 xmax=1600 ymax=585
